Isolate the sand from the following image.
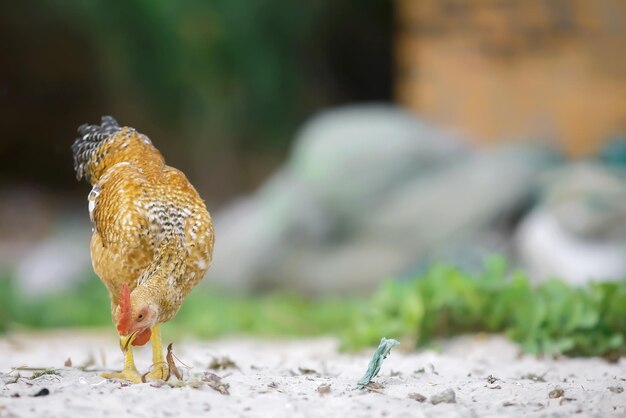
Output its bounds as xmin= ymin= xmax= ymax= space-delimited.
xmin=0 ymin=330 xmax=624 ymax=417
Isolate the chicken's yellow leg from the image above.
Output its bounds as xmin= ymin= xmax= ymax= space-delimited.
xmin=101 ymin=341 xmax=142 ymax=384
xmin=143 ymin=324 xmax=169 ymax=381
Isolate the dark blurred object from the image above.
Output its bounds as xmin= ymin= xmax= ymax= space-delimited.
xmin=0 ymin=2 xmax=100 ymax=190
xmin=0 ymin=0 xmax=391 ymax=203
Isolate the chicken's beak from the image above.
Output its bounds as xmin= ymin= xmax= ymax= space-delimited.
xmin=120 ymin=331 xmax=138 ymax=351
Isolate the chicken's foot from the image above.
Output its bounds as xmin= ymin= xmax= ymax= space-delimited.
xmin=101 ymin=342 xmax=142 ymax=384
xmin=142 ymin=324 xmax=170 ymax=381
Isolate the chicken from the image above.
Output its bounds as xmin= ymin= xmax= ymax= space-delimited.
xmin=72 ymin=116 xmax=215 ymax=383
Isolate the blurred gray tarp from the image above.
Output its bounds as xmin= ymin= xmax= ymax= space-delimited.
xmin=208 ymin=105 xmax=562 ymax=294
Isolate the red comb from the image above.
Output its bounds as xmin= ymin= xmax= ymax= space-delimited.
xmin=116 ymin=283 xmax=132 ymax=335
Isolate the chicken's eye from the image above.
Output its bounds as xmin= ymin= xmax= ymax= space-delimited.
xmin=137 ymin=314 xmax=144 ymax=321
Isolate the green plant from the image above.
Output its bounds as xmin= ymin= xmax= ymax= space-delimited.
xmin=344 ymin=257 xmax=626 ymax=359
xmin=0 ymin=272 xmax=358 ymax=338
xmin=31 ymin=369 xmax=60 ymax=379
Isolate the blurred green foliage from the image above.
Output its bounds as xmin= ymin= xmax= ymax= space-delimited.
xmin=62 ymin=0 xmax=321 ymax=148
xmin=0 ymin=259 xmax=624 ymax=359
xmin=345 ymin=258 xmax=626 ymax=359
xmin=0 ymin=274 xmax=111 ymax=333
xmin=0 ymin=272 xmax=357 ymax=339
xmin=1 ymin=1 xmax=391 ymax=193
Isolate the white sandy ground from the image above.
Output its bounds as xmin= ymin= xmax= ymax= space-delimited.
xmin=0 ymin=330 xmax=624 ymax=418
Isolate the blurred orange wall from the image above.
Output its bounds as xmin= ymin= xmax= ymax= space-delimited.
xmin=395 ymin=0 xmax=626 ymax=155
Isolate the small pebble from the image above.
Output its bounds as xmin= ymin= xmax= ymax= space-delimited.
xmin=431 ymin=389 xmax=456 ymax=405
xmin=549 ymin=388 xmax=564 ymax=399
xmin=317 ymin=384 xmax=331 ymax=396
xmin=408 ymin=393 xmax=426 ymax=403
xmin=33 ymin=388 xmax=49 ymax=397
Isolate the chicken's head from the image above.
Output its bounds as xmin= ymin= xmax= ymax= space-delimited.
xmin=115 ymin=283 xmax=158 ymax=348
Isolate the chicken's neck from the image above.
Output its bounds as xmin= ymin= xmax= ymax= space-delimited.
xmin=134 ymin=237 xmax=187 ymax=322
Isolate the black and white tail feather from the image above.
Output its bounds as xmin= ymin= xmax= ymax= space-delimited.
xmin=72 ymin=116 xmax=121 ymax=181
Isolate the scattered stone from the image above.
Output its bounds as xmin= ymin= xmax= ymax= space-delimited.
xmin=363 ymin=382 xmax=385 ymax=394
xmin=64 ymin=358 xmax=72 ymax=367
xmin=201 ymin=372 xmax=230 ymax=395
xmin=33 ymin=388 xmax=49 ymax=397
xmin=149 ymin=380 xmax=167 ymax=389
xmin=298 ymin=367 xmax=317 ymax=375
xmin=608 ymin=386 xmax=623 ymax=394
xmin=267 ymin=382 xmax=282 ymax=393
xmin=522 ymin=372 xmax=547 ymax=382
xmin=431 ymin=389 xmax=456 ymax=405
xmin=549 ymin=388 xmax=564 ymax=399
xmin=208 ymin=356 xmax=237 ymax=371
xmin=2 ymin=374 xmax=20 ymax=385
xmin=429 ymin=364 xmax=439 ymax=376
xmin=408 ymin=393 xmax=427 ymax=403
xmin=486 ymin=375 xmax=499 ymax=384
xmin=317 ymin=384 xmax=331 ymax=396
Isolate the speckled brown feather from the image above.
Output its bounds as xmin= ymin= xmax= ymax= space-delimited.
xmin=73 ymin=117 xmax=214 ymax=326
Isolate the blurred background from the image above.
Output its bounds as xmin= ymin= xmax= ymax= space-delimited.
xmin=0 ymin=1 xmax=625 ymax=351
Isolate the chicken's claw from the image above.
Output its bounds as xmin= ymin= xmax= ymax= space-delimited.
xmin=101 ymin=369 xmax=143 ymax=384
xmin=141 ymin=362 xmax=170 ymax=382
